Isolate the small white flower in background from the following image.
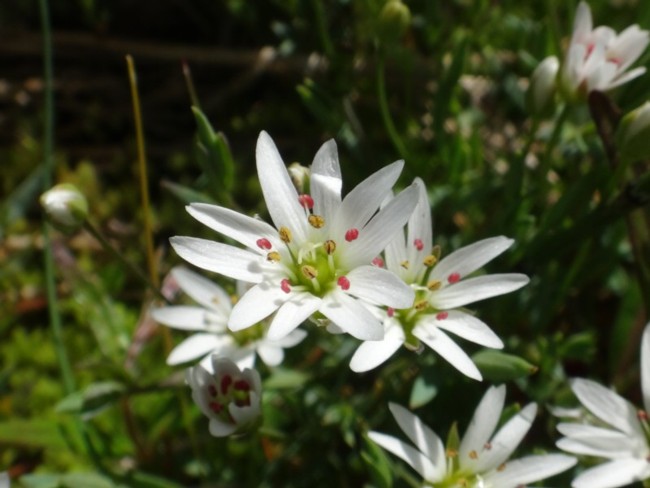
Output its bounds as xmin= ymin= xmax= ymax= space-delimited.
xmin=40 ymin=183 xmax=88 ymax=231
xmin=350 ymin=178 xmax=529 ymax=380
xmin=369 ymin=385 xmax=576 ymax=487
xmin=0 ymin=472 xmax=9 ymax=488
xmin=171 ymin=131 xmax=418 ymax=342
xmin=186 ymin=355 xmax=262 ymax=437
xmin=555 ymin=322 xmax=650 ymax=488
xmin=560 ymin=1 xmax=649 ymax=99
xmin=152 ymin=266 xmax=306 ymax=370
xmin=527 ymin=55 xmax=560 ymax=116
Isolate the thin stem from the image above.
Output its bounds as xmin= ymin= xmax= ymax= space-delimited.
xmin=39 ymin=0 xmax=75 ymax=396
xmin=182 ymin=60 xmax=201 ymax=108
xmin=377 ymin=54 xmax=408 ymax=160
xmin=541 ymin=104 xmax=569 ymax=178
xmin=126 ymin=55 xmax=159 ymax=290
xmin=311 ymin=0 xmax=335 ymax=60
xmin=84 ymin=222 xmax=170 ymax=304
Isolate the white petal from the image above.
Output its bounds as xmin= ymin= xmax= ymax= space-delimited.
xmin=347 ymin=265 xmax=415 ymax=308
xmin=170 ymin=266 xmax=232 ymax=313
xmin=256 ymin=343 xmax=284 ymax=366
xmin=642 ymin=323 xmax=650 ymax=413
xmin=272 ymin=328 xmax=308 ymax=348
xmin=344 ymin=182 xmax=419 ymax=267
xmin=571 ymin=378 xmax=643 ymax=437
xmin=310 ymin=139 xmax=342 ymax=222
xmin=430 ymin=237 xmax=515 ymax=282
xmin=321 ymin=291 xmax=383 ymax=340
xmin=167 ymin=333 xmax=228 ymax=365
xmin=350 ymin=325 xmax=404 ymax=372
xmin=152 ymin=306 xmax=216 ymax=331
xmin=414 ymin=324 xmax=482 ymax=380
xmin=608 ymin=66 xmax=646 ymax=89
xmin=267 ymin=293 xmax=321 ymax=340
xmin=430 ymin=274 xmax=529 ymax=309
xmin=433 ymin=310 xmax=504 ymax=349
xmin=170 ymin=237 xmax=265 ymax=283
xmin=459 ymin=385 xmax=506 ymax=462
xmin=484 ymin=454 xmax=576 ymax=487
xmin=209 ymin=418 xmax=237 ymax=437
xmin=334 ymin=160 xmax=404 ymax=236
xmin=187 ymin=203 xmax=280 ymax=252
xmin=556 ymin=424 xmax=640 ymax=458
xmin=367 ymin=431 xmax=440 ymax=482
xmin=256 ymin=131 xmax=309 ymax=242
xmin=472 ymin=403 xmax=537 ymax=472
xmin=572 ymin=458 xmax=650 ymax=488
xmin=572 ymin=2 xmax=592 ymax=44
xmin=403 ymin=178 xmax=433 ymax=280
xmin=388 ymin=403 xmax=447 ymax=480
xmin=229 ymin=282 xmax=287 ymax=331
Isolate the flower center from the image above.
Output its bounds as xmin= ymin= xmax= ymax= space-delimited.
xmin=205 ymin=373 xmax=253 ymax=425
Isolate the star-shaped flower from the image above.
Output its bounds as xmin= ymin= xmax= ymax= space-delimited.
xmin=187 ymin=355 xmax=262 ymax=437
xmin=350 ymin=178 xmax=529 ymax=380
xmin=369 ymin=385 xmax=576 ymax=487
xmin=556 ymin=322 xmax=650 ymax=488
xmin=152 ymin=266 xmax=306 ymax=370
xmin=560 ymin=1 xmax=649 ymax=99
xmin=171 ymin=131 xmax=418 ymax=341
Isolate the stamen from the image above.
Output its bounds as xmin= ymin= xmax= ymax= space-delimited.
xmin=308 ymin=214 xmax=325 ymax=228
xmin=638 ymin=410 xmax=648 ymax=421
xmin=267 ymin=251 xmax=281 ymax=262
xmin=400 ymin=260 xmax=410 ymax=269
xmin=280 ymin=279 xmax=292 ymax=294
xmin=298 ymin=194 xmax=314 ymax=209
xmin=221 ymin=374 xmax=232 ymax=395
xmin=414 ymin=238 xmax=424 ymax=251
xmin=414 ymin=299 xmax=428 ymax=311
xmin=234 ymin=379 xmax=250 ymax=391
xmin=337 ymin=276 xmax=350 ymax=290
xmin=208 ymin=385 xmax=217 ymax=397
xmin=209 ymin=401 xmax=223 ymax=414
xmin=372 ymin=257 xmax=384 ymax=268
xmin=427 ymin=280 xmax=442 ymax=291
xmin=423 ymin=254 xmax=437 ymax=267
xmin=436 ymin=311 xmax=448 ymax=320
xmin=484 ymin=442 xmax=492 ymax=450
xmin=497 ymin=463 xmax=507 ymax=472
xmin=256 ymin=238 xmax=272 ymax=250
xmin=387 ymin=307 xmax=395 ymax=317
xmin=345 ymin=228 xmax=359 ymax=242
xmin=279 ymin=226 xmax=292 ymax=243
xmin=469 ymin=450 xmax=478 ymax=460
xmin=446 ymin=448 xmax=458 ymax=458
xmin=448 ymin=272 xmax=461 ymax=284
xmin=301 ymin=265 xmax=318 ymax=280
xmin=324 ymin=240 xmax=336 ymax=255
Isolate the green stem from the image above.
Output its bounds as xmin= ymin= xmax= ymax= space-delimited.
xmin=377 ymin=54 xmax=408 ymax=159
xmin=39 ymin=0 xmax=75 ymax=396
xmin=541 ymin=104 xmax=569 ymax=178
xmin=311 ymin=0 xmax=335 ymax=60
xmin=84 ymin=222 xmax=170 ymax=304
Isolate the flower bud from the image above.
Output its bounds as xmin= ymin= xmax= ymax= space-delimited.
xmin=616 ymin=101 xmax=650 ymax=163
xmin=287 ymin=162 xmax=310 ymax=193
xmin=40 ymin=183 xmax=88 ymax=232
xmin=527 ymin=56 xmax=559 ymax=117
xmin=186 ymin=356 xmax=262 ymax=437
xmin=378 ymin=0 xmax=411 ymax=44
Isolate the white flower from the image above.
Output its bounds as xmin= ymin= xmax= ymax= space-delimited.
xmin=152 ymin=266 xmax=306 ymax=370
xmin=560 ymin=1 xmax=649 ymax=99
xmin=556 ymin=322 xmax=650 ymax=488
xmin=350 ymin=179 xmax=529 ymax=380
xmin=171 ymin=131 xmax=418 ymax=341
xmin=186 ymin=355 xmax=262 ymax=437
xmin=40 ymin=183 xmax=88 ymax=230
xmin=0 ymin=472 xmax=9 ymax=488
xmin=369 ymin=385 xmax=576 ymax=487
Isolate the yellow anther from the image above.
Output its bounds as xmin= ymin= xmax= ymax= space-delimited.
xmin=279 ymin=226 xmax=292 ymax=243
xmin=414 ymin=299 xmax=428 ymax=311
xmin=301 ymin=265 xmax=318 ymax=280
xmin=427 ymin=280 xmax=442 ymax=291
xmin=423 ymin=254 xmax=437 ymax=267
xmin=400 ymin=260 xmax=410 ymax=269
xmin=469 ymin=450 xmax=478 ymax=460
xmin=308 ymin=214 xmax=325 ymax=228
xmin=446 ymin=448 xmax=458 ymax=458
xmin=266 ymin=251 xmax=281 ymax=262
xmin=324 ymin=240 xmax=336 ymax=255
xmin=497 ymin=463 xmax=507 ymax=472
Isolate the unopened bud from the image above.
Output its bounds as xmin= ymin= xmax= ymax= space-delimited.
xmin=288 ymin=162 xmax=310 ymax=193
xmin=527 ymin=56 xmax=559 ymax=117
xmin=40 ymin=183 xmax=88 ymax=232
xmin=616 ymin=101 xmax=650 ymax=163
xmin=378 ymin=0 xmax=411 ymax=44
